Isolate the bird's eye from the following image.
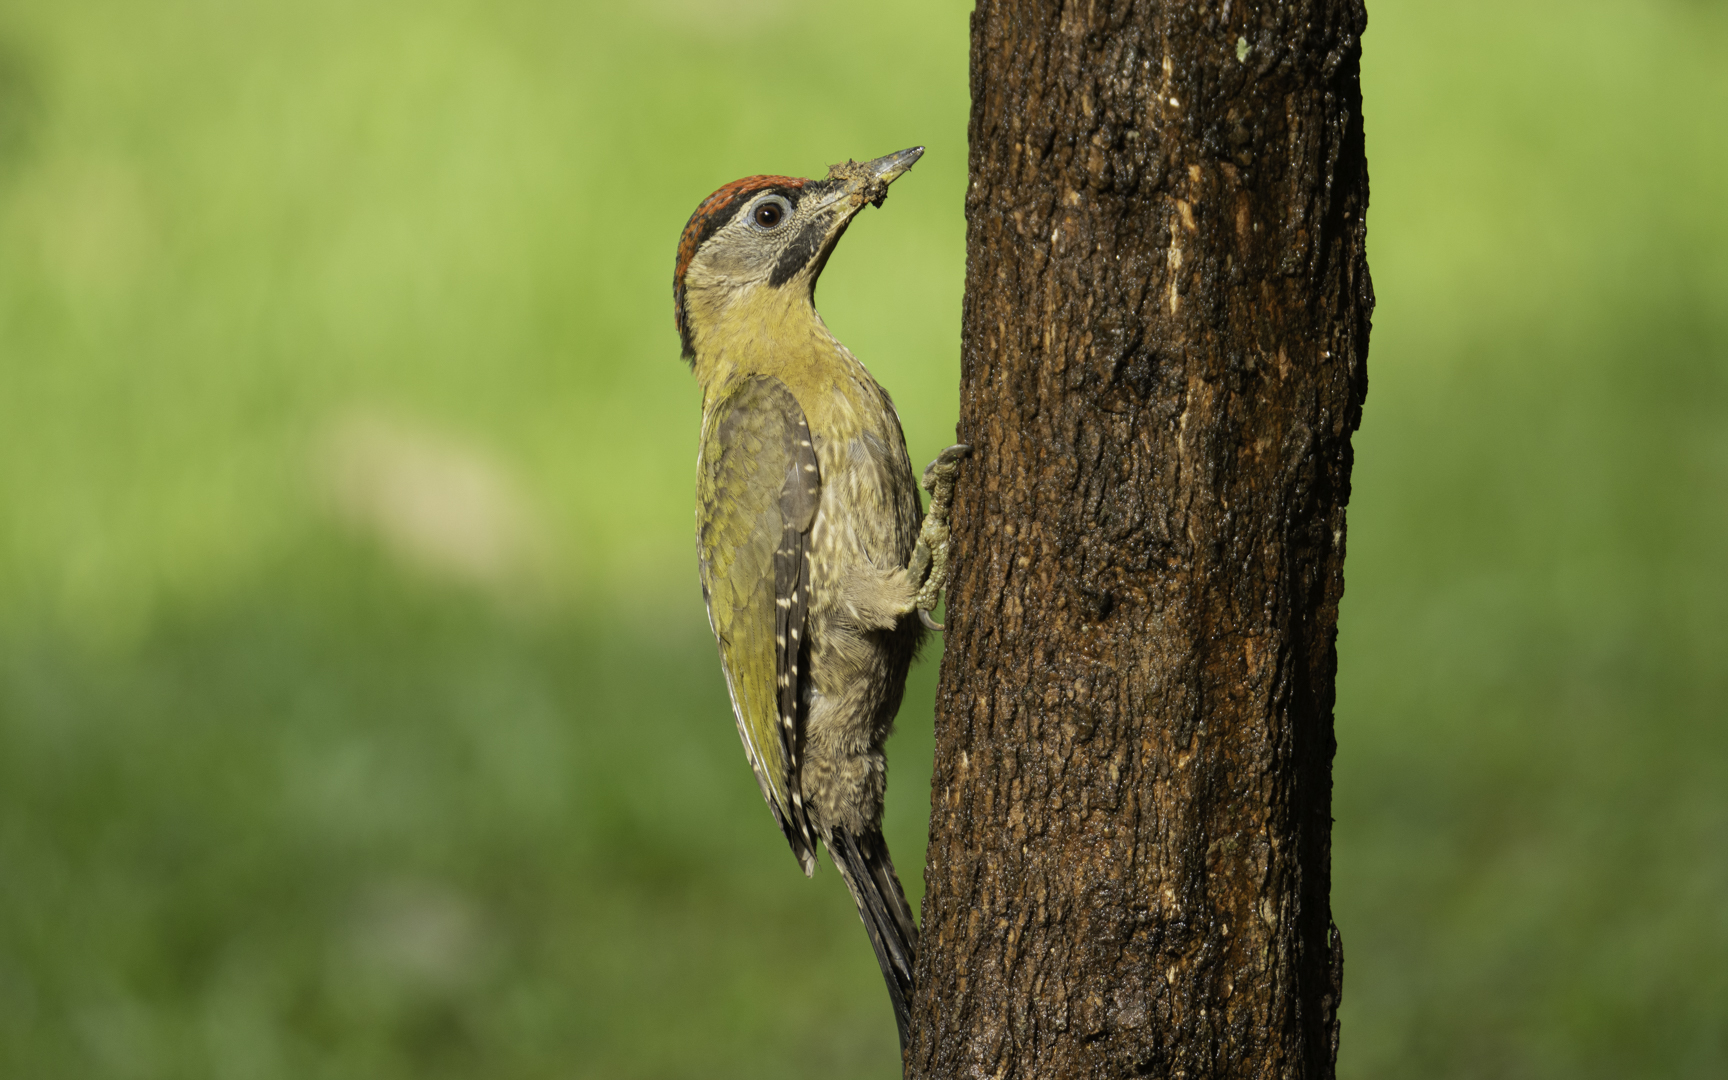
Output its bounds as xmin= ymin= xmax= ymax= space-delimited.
xmin=753 ymin=201 xmax=785 ymax=229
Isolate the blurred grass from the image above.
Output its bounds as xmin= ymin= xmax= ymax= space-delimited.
xmin=0 ymin=0 xmax=1722 ymax=1077
xmin=0 ymin=546 xmax=940 ymax=1078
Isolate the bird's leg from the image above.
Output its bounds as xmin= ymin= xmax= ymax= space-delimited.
xmin=909 ymin=444 xmax=972 ymax=631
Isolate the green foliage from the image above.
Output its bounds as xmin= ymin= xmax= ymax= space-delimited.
xmin=0 ymin=0 xmax=1721 ymax=1076
xmin=1338 ymin=2 xmax=1728 ymax=1074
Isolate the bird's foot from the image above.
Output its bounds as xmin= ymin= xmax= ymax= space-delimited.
xmin=909 ymin=444 xmax=972 ymax=631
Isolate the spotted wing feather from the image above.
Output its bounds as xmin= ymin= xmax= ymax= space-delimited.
xmin=698 ymin=375 xmax=820 ymax=873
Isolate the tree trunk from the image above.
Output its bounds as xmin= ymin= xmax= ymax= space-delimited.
xmin=909 ymin=2 xmax=1370 ymax=1077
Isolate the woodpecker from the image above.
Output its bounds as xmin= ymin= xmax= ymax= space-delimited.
xmin=675 ymin=147 xmax=967 ymax=1053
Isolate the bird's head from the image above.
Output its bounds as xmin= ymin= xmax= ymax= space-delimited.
xmin=673 ymin=147 xmax=923 ymax=363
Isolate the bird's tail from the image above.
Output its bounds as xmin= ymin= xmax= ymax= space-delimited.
xmin=829 ymin=827 xmax=918 ymax=1054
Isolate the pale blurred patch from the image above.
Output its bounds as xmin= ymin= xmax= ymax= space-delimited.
xmin=317 ymin=410 xmax=553 ymax=593
xmin=346 ymin=878 xmax=496 ymax=995
xmin=15 ymin=155 xmax=155 ymax=299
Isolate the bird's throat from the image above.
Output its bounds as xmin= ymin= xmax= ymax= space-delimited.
xmin=688 ymin=282 xmax=855 ymax=409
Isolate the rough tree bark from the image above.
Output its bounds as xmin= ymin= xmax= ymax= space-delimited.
xmin=909 ymin=2 xmax=1370 ymax=1077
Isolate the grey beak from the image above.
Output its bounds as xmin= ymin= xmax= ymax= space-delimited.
xmin=822 ymin=147 xmax=926 ymax=209
xmin=865 ymin=146 xmax=924 ymax=185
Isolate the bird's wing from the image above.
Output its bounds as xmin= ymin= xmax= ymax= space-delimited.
xmin=697 ymin=374 xmax=820 ymax=874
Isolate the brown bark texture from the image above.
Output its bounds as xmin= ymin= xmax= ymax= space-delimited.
xmin=909 ymin=2 xmax=1370 ymax=1077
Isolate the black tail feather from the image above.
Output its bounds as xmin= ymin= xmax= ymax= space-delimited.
xmin=829 ymin=827 xmax=918 ymax=1055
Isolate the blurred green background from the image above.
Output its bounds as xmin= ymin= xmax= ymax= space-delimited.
xmin=0 ymin=0 xmax=1721 ymax=1076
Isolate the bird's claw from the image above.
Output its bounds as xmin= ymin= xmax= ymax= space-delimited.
xmin=913 ymin=443 xmax=972 ymax=630
xmin=921 ymin=443 xmax=973 ymax=493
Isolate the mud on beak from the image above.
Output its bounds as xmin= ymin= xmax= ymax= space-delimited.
xmin=825 ymin=146 xmax=925 ymax=209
